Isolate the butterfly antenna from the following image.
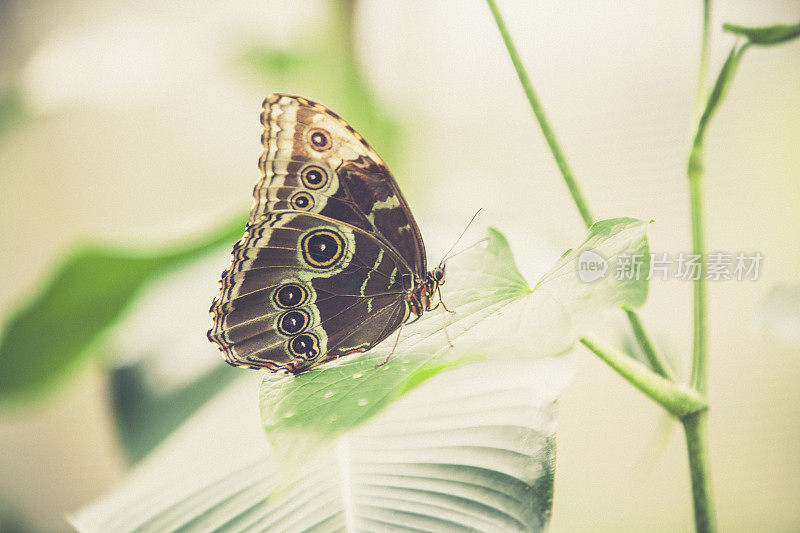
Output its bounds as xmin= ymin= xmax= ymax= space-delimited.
xmin=439 ymin=209 xmax=482 ymax=265
xmin=442 ymin=237 xmax=490 ymax=262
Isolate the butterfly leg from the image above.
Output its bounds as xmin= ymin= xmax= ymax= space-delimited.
xmin=375 ymin=324 xmax=404 ymax=368
xmin=437 ymin=286 xmax=456 ymax=314
xmin=441 ymin=309 xmax=454 ymax=348
xmin=404 ymin=313 xmax=422 ymax=326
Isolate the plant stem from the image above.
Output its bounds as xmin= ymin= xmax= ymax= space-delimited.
xmin=579 ymin=338 xmax=706 ymax=418
xmin=689 ymin=0 xmax=712 ymax=397
xmin=688 ymin=147 xmax=708 ymax=395
xmin=694 ymin=0 xmax=712 ymax=122
xmin=486 ymin=3 xmax=721 ymax=531
xmin=486 ymin=0 xmax=671 ymax=380
xmin=682 ymin=412 xmax=716 ymax=533
xmin=485 ymin=0 xmax=594 ymax=228
xmin=622 ymin=306 xmax=674 ymax=380
xmin=583 ymin=336 xmax=716 ymax=532
xmin=684 ymin=3 xmax=716 ymax=532
xmin=336 ymin=0 xmax=362 ymax=84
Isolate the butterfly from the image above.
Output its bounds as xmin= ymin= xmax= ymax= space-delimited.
xmin=208 ymin=94 xmax=447 ymax=374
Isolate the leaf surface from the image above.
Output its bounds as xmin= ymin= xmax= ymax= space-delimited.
xmin=260 ymin=219 xmax=650 ymax=461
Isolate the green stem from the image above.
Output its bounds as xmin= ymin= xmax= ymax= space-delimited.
xmin=486 ymin=0 xmax=671 ymax=380
xmin=486 ymin=3 xmax=720 ymax=531
xmin=694 ymin=0 xmax=712 ymax=122
xmin=335 ymin=0 xmax=362 ymax=83
xmin=583 ymin=335 xmax=715 ymax=532
xmin=685 ymin=4 xmax=716 ymax=532
xmin=579 ymin=338 xmax=706 ymax=418
xmin=682 ymin=412 xmax=717 ymax=533
xmin=688 ymin=146 xmax=708 ymax=394
xmin=689 ymin=0 xmax=712 ymax=396
xmin=622 ymin=306 xmax=674 ymax=380
xmin=485 ymin=0 xmax=594 ymax=228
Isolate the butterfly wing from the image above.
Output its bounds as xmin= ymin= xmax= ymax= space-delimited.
xmin=209 ymin=94 xmax=426 ymax=372
xmin=253 ymin=93 xmax=427 ymax=276
xmin=209 ymin=212 xmax=412 ymax=372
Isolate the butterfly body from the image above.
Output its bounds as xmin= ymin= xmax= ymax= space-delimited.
xmin=208 ymin=94 xmax=444 ymax=374
xmin=405 ymin=266 xmax=446 ymax=321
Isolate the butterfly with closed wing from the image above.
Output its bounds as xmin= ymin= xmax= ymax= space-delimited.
xmin=208 ymin=94 xmax=449 ymax=374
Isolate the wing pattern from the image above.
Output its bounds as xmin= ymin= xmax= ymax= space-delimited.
xmin=209 ymin=95 xmax=427 ymax=373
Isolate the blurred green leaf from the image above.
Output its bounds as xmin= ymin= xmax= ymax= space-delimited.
xmin=0 ymin=214 xmax=247 ymax=401
xmin=0 ymin=86 xmax=27 ymax=141
xmin=111 ymin=361 xmax=242 ymax=463
xmin=260 ymin=219 xmax=650 ymax=466
xmin=723 ymin=20 xmax=800 ymax=46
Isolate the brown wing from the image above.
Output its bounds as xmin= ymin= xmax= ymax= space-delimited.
xmin=208 ymin=212 xmax=411 ymax=373
xmin=251 ymin=93 xmax=427 ymax=277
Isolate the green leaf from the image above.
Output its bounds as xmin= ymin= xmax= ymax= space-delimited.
xmin=0 ymin=214 xmax=247 ymax=400
xmin=535 ymin=217 xmax=650 ymax=307
xmin=260 ymin=219 xmax=650 ymax=465
xmin=71 ymin=356 xmax=571 ymax=532
xmin=693 ymin=43 xmax=749 ymax=150
xmin=0 ymin=86 xmax=27 ymax=142
xmin=723 ymin=20 xmax=800 ymax=46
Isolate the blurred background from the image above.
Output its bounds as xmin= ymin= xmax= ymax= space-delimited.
xmin=1 ymin=0 xmax=798 ymax=531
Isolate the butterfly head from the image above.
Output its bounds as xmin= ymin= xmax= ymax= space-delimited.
xmin=431 ymin=264 xmax=446 ymax=286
